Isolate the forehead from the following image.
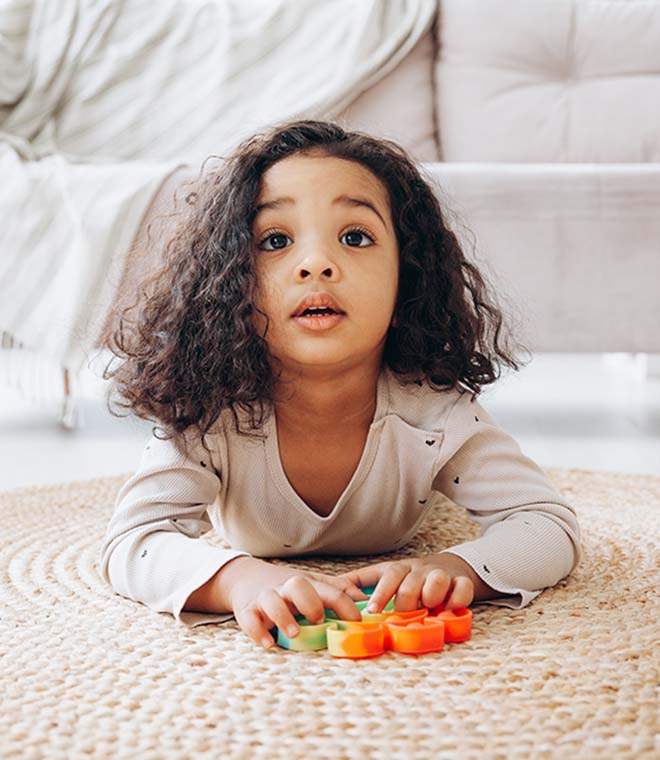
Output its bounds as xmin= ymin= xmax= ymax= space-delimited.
xmin=256 ymin=154 xmax=390 ymax=209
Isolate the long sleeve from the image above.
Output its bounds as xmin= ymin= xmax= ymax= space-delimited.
xmin=431 ymin=389 xmax=582 ymax=609
xmin=99 ymin=429 xmax=252 ymax=628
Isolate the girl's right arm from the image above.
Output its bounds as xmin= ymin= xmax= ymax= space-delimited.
xmin=99 ymin=429 xmax=368 ymax=641
xmin=99 ymin=429 xmax=253 ymax=628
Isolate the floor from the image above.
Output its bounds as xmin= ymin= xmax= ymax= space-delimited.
xmin=1 ymin=352 xmax=659 ymax=493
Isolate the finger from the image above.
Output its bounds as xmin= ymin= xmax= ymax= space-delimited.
xmin=279 ymin=575 xmax=327 ymax=625
xmin=259 ymin=587 xmax=306 ymax=641
xmin=284 ymin=576 xmax=365 ymax=623
xmin=322 ymin=573 xmax=370 ymax=600
xmin=392 ymin=570 xmax=427 ymax=612
xmin=366 ymin=563 xmax=411 ymax=613
xmin=326 ymin=588 xmax=363 ymax=621
xmin=311 ymin=580 xmax=365 ymax=622
xmin=336 ymin=563 xmax=390 ymax=595
xmin=234 ymin=604 xmax=277 ymax=650
xmin=445 ymin=576 xmax=475 ymax=609
xmin=420 ymin=568 xmax=452 ymax=609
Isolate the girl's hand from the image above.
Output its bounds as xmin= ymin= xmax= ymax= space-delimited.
xmin=224 ymin=558 xmax=369 ymax=649
xmin=334 ymin=554 xmax=477 ymax=613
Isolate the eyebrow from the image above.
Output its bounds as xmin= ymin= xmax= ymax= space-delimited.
xmin=255 ymin=194 xmax=388 ymax=230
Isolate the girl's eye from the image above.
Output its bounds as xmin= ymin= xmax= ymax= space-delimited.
xmin=341 ymin=227 xmax=375 ymax=247
xmin=259 ymin=232 xmax=290 ymax=251
xmin=257 ymin=227 xmax=375 ymax=251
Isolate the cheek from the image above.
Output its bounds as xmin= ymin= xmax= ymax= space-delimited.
xmin=365 ymin=262 xmax=398 ymax=313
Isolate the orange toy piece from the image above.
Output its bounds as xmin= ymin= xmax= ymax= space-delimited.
xmin=379 ymin=608 xmax=429 ymax=648
xmin=326 ymin=621 xmax=386 ymax=658
xmin=428 ymin=605 xmax=472 ymax=643
xmin=385 ymin=617 xmax=445 ymax=655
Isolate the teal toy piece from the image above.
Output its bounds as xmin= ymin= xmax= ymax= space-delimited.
xmin=276 ymin=618 xmax=333 ymax=651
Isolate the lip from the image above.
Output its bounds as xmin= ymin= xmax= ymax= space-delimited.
xmin=291 ymin=291 xmax=345 ymax=318
xmin=293 ymin=313 xmax=345 ymax=332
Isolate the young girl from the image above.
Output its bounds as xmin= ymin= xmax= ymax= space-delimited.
xmin=100 ymin=119 xmax=581 ymax=650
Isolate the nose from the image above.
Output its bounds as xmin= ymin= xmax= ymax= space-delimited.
xmin=295 ymin=244 xmax=339 ymax=282
xmin=297 ymin=264 xmax=334 ymax=280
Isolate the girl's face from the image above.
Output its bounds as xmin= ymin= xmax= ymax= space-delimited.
xmin=251 ymin=153 xmax=399 ymax=376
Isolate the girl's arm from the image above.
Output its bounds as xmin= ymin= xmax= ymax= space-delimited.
xmin=430 ymin=391 xmax=582 ymax=609
xmin=99 ymin=427 xmax=252 ymax=628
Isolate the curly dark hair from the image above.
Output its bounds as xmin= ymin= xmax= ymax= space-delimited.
xmin=102 ymin=118 xmax=530 ymax=453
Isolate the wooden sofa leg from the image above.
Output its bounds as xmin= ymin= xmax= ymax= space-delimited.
xmin=60 ymin=366 xmax=80 ymax=430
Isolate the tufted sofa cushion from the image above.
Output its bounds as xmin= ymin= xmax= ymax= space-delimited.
xmin=435 ymin=0 xmax=660 ymax=162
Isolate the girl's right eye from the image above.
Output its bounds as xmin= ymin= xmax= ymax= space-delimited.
xmin=258 ymin=232 xmax=290 ymax=251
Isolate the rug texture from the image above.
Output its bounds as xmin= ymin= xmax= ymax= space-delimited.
xmin=1 ymin=467 xmax=658 ymax=759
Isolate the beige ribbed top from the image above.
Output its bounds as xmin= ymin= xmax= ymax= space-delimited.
xmin=99 ymin=366 xmax=582 ymax=628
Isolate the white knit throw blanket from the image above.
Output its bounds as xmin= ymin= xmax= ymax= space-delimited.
xmin=0 ymin=0 xmax=435 ymax=427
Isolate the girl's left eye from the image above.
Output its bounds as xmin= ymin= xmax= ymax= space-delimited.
xmin=257 ymin=227 xmax=375 ymax=251
xmin=341 ymin=227 xmax=375 ymax=247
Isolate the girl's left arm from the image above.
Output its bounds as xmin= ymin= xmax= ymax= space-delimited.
xmin=338 ymin=390 xmax=582 ymax=613
xmin=426 ymin=389 xmax=583 ymax=609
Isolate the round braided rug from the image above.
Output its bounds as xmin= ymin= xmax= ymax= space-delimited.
xmin=1 ymin=466 xmax=658 ymax=760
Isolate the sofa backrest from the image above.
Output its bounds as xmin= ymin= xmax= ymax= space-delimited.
xmin=435 ymin=0 xmax=660 ymax=162
xmin=336 ymin=27 xmax=440 ymax=163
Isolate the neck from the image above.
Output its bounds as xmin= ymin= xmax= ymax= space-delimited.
xmin=273 ymin=361 xmax=382 ymax=438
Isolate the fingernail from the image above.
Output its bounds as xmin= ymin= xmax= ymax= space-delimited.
xmin=287 ymin=625 xmax=299 ymax=637
xmin=262 ymin=637 xmax=273 ymax=648
xmin=367 ymin=602 xmax=378 ymax=612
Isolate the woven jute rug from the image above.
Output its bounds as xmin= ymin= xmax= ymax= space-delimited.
xmin=1 ymin=466 xmax=658 ymax=760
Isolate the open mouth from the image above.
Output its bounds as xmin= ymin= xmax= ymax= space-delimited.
xmin=297 ymin=307 xmax=340 ymax=317
xmin=293 ymin=307 xmax=345 ymax=331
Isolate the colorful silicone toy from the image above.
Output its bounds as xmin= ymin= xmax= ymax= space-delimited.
xmin=272 ymin=584 xmax=472 ymax=657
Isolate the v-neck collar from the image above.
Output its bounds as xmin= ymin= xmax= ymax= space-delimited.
xmin=264 ymin=367 xmax=391 ymax=521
